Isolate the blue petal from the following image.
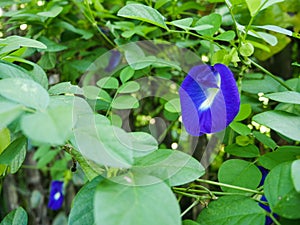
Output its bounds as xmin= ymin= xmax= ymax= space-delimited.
xmin=258 ymin=166 xmax=269 ymax=186
xmin=48 ymin=180 xmax=64 ymax=210
xmin=105 ymin=50 xmax=121 ymax=72
xmin=179 ymin=64 xmax=240 ymax=136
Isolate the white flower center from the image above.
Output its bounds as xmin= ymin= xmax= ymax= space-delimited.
xmin=199 ymin=88 xmax=219 ymax=110
xmin=54 ymin=192 xmax=61 ymax=200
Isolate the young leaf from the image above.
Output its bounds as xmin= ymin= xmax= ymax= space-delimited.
xmin=120 ymin=66 xmax=135 ymax=83
xmin=117 ymin=4 xmax=168 ymax=30
xmin=96 ymin=77 xmax=119 ymax=89
xmin=234 ymin=104 xmax=252 ymax=121
xmin=230 ymin=121 xmax=251 ymax=136
xmin=118 ymin=81 xmax=140 ymax=94
xmin=111 ymin=95 xmax=139 ymax=109
xmin=195 ymin=13 xmax=222 ymax=36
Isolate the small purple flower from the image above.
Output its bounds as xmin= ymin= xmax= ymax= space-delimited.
xmin=105 ymin=50 xmax=121 ymax=72
xmin=179 ymin=64 xmax=240 ymax=136
xmin=48 ymin=180 xmax=64 ymax=210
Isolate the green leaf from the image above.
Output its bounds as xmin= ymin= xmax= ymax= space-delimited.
xmin=0 ymin=100 xmax=24 ymax=129
xmin=133 ymin=149 xmax=205 ymax=186
xmin=218 ymin=159 xmax=261 ymax=193
xmin=21 ymin=99 xmax=73 ymax=145
xmin=253 ymin=110 xmax=300 ymax=141
xmin=245 ymin=0 xmax=261 ymax=16
xmin=242 ymin=73 xmax=281 ymax=94
xmin=37 ymin=5 xmax=63 ymax=18
xmin=239 ymin=42 xmax=254 ymax=57
xmin=249 ymin=30 xmax=278 ymax=46
xmin=170 ymin=18 xmax=193 ymax=29
xmin=48 ymin=82 xmax=83 ymax=95
xmin=197 ymin=196 xmax=265 ymax=225
xmin=0 ymin=60 xmax=31 ymax=79
xmin=38 ymin=36 xmax=68 ymax=52
xmin=258 ymin=146 xmax=300 ymax=170
xmin=195 ymin=13 xmax=222 ymax=36
xmin=0 ymin=78 xmax=49 ymax=110
xmin=235 ymin=104 xmax=252 ymax=121
xmin=117 ymin=4 xmax=168 ymax=30
xmin=215 ymin=31 xmax=236 ymax=42
xmin=264 ymin=161 xmax=300 ymax=219
xmin=0 ymin=36 xmax=46 ymax=55
xmin=265 ymin=91 xmax=300 ymax=104
xmin=253 ymin=131 xmax=277 ymax=150
xmin=56 ymin=21 xmax=93 ymax=39
xmin=165 ymin=98 xmax=181 ymax=113
xmin=183 ymin=220 xmax=200 ymax=225
xmin=94 ymin=175 xmax=181 ymax=225
xmin=225 ymin=144 xmax=260 ymax=158
xmin=118 ymin=81 xmax=140 ymax=94
xmin=0 ymin=136 xmax=26 ymax=164
xmin=0 ymin=128 xmax=10 ymax=154
xmin=111 ymin=95 xmax=139 ymax=109
xmin=254 ymin=25 xmax=293 ymax=36
xmin=260 ymin=0 xmax=284 ymax=11
xmin=154 ymin=0 xmax=170 ymax=9
xmin=128 ymin=132 xmax=158 ymax=158
xmin=0 ymin=207 xmax=28 ymax=225
xmin=291 ymin=159 xmax=300 ymax=193
xmin=96 ymin=77 xmax=119 ymax=89
xmin=120 ymin=66 xmax=135 ymax=83
xmin=3 ymin=56 xmax=48 ymax=90
xmin=68 ymin=176 xmax=104 ymax=225
xmin=38 ymin=52 xmax=56 ymax=70
xmin=230 ymin=122 xmax=251 ymax=136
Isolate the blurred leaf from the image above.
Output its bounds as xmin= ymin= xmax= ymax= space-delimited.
xmin=265 ymin=91 xmax=300 ymax=104
xmin=0 ymin=100 xmax=24 ymax=130
xmin=117 ymin=4 xmax=168 ymax=30
xmin=68 ymin=176 xmax=104 ymax=225
xmin=56 ymin=21 xmax=93 ymax=39
xmin=218 ymin=159 xmax=261 ymax=192
xmin=0 ymin=136 xmax=26 ymax=165
xmin=225 ymin=144 xmax=260 ymax=158
xmin=38 ymin=36 xmax=68 ymax=52
xmin=245 ymin=0 xmax=261 ymax=16
xmin=49 ymin=82 xmax=83 ymax=95
xmin=21 ymin=104 xmax=73 ymax=145
xmin=111 ymin=95 xmax=139 ymax=109
xmin=254 ymin=25 xmax=293 ymax=36
xmin=242 ymin=73 xmax=281 ymax=94
xmin=118 ymin=81 xmax=140 ymax=94
xmin=0 ymin=128 xmax=10 ymax=154
xmin=38 ymin=52 xmax=56 ymax=70
xmin=253 ymin=110 xmax=300 ymax=141
xmin=128 ymin=132 xmax=158 ymax=158
xmin=37 ymin=5 xmax=63 ymax=18
xmin=133 ymin=149 xmax=205 ymax=186
xmin=183 ymin=220 xmax=200 ymax=225
xmin=94 ymin=175 xmax=181 ymax=225
xmin=291 ymin=159 xmax=300 ymax=193
xmin=258 ymin=146 xmax=300 ymax=170
xmin=165 ymin=98 xmax=181 ymax=113
xmin=264 ymin=161 xmax=300 ymax=219
xmin=0 ymin=60 xmax=31 ymax=79
xmin=0 ymin=78 xmax=49 ymax=110
xmin=0 ymin=207 xmax=28 ymax=225
xmin=197 ymin=196 xmax=265 ymax=225
xmin=96 ymin=77 xmax=119 ymax=89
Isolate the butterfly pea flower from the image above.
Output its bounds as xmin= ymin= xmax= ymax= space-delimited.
xmin=257 ymin=166 xmax=279 ymax=225
xmin=105 ymin=50 xmax=121 ymax=72
xmin=48 ymin=180 xmax=64 ymax=210
xmin=179 ymin=64 xmax=240 ymax=136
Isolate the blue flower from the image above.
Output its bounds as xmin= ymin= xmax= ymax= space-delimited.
xmin=179 ymin=64 xmax=240 ymax=136
xmin=48 ymin=180 xmax=64 ymax=210
xmin=105 ymin=50 xmax=121 ymax=72
xmin=257 ymin=166 xmax=279 ymax=225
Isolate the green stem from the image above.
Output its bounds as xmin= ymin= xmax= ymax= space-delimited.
xmin=173 ymin=187 xmax=251 ymax=196
xmin=249 ymin=59 xmax=293 ymax=91
xmin=269 ymin=213 xmax=281 ymax=225
xmin=197 ymin=179 xmax=263 ymax=194
xmin=180 ymin=200 xmax=200 ymax=217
